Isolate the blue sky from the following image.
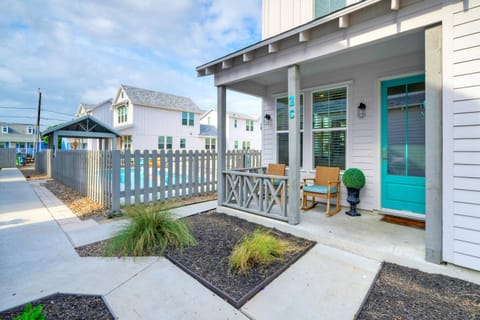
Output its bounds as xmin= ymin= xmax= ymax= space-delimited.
xmin=0 ymin=0 xmax=262 ymax=129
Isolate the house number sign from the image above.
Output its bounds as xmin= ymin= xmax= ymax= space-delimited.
xmin=289 ymin=95 xmax=295 ymax=119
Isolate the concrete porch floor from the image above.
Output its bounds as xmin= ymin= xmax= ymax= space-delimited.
xmin=218 ymin=204 xmax=480 ymax=285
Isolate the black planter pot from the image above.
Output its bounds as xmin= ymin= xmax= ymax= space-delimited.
xmin=345 ymin=187 xmax=362 ymax=217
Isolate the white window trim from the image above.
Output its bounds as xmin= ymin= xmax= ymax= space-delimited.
xmin=2 ymin=126 xmax=8 ymax=134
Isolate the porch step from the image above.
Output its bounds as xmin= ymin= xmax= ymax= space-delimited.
xmin=381 ymin=215 xmax=425 ymax=229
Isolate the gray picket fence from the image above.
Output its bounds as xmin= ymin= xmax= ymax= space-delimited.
xmin=35 ymin=149 xmax=261 ymax=211
xmin=0 ymin=149 xmax=16 ymax=168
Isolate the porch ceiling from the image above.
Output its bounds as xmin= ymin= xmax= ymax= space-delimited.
xmin=228 ymin=30 xmax=425 ymax=96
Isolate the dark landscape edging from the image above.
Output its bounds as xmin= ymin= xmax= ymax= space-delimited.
xmin=165 ymin=240 xmax=316 ymax=309
xmin=0 ymin=292 xmax=117 ymax=319
xmin=353 ymin=261 xmax=384 ymax=320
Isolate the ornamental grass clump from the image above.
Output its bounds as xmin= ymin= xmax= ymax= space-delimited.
xmin=105 ymin=203 xmax=196 ymax=257
xmin=230 ymin=229 xmax=295 ymax=274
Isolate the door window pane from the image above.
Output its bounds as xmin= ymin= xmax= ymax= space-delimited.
xmin=407 ymin=82 xmax=425 ymax=177
xmin=387 ymin=85 xmax=407 ymax=175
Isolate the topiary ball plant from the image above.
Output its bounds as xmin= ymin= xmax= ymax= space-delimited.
xmin=342 ymin=168 xmax=366 ymax=189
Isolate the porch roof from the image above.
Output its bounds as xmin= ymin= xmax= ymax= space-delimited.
xmin=196 ymin=0 xmax=381 ymax=77
xmin=41 ymin=115 xmax=121 ymax=138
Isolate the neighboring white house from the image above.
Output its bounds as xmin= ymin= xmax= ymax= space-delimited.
xmin=197 ymin=0 xmax=480 ymax=271
xmin=200 ymin=109 xmax=262 ymax=151
xmin=77 ymin=85 xmax=205 ymax=151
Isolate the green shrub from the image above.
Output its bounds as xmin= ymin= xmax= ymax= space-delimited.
xmin=229 ymin=229 xmax=295 ymax=274
xmin=105 ymin=202 xmax=196 ymax=257
xmin=342 ymin=168 xmax=366 ymax=189
xmin=13 ymin=303 xmax=45 ymax=320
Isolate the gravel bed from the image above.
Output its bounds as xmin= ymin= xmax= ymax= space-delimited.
xmin=43 ymin=180 xmax=110 ymax=220
xmin=0 ymin=293 xmax=114 ymax=320
xmin=76 ymin=239 xmax=110 ymax=257
xmin=357 ymin=262 xmax=480 ymax=319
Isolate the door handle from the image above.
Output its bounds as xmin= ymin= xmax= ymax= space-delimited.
xmin=382 ymin=147 xmax=388 ymax=160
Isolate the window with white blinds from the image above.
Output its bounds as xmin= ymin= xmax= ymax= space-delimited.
xmin=312 ymin=87 xmax=347 ymax=169
xmin=276 ymin=95 xmax=303 ymax=166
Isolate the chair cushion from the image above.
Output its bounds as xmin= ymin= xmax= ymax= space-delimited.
xmin=273 ymin=179 xmax=281 ymax=186
xmin=303 ymin=185 xmax=337 ymax=194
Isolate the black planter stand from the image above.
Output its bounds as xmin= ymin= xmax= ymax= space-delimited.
xmin=345 ymin=187 xmax=362 ymax=217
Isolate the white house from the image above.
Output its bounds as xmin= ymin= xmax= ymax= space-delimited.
xmin=78 ymin=85 xmax=205 ymax=151
xmin=197 ymin=0 xmax=480 ymax=271
xmin=200 ymin=109 xmax=262 ymax=151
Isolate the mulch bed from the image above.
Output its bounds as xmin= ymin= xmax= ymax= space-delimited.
xmin=166 ymin=211 xmax=316 ymax=308
xmin=356 ymin=262 xmax=480 ymax=319
xmin=75 ymin=211 xmax=316 ymax=308
xmin=0 ymin=293 xmax=114 ymax=320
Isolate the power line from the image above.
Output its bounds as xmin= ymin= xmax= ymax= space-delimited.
xmin=0 ymin=106 xmax=73 ymax=117
xmin=0 ymin=115 xmax=72 ymax=122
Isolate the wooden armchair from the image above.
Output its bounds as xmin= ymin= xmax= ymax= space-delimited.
xmin=302 ymin=166 xmax=341 ymax=216
xmin=266 ymin=164 xmax=286 ymax=185
xmin=266 ymin=163 xmax=286 ymax=204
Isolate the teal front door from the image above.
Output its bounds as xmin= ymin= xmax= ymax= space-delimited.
xmin=381 ymin=75 xmax=426 ymax=214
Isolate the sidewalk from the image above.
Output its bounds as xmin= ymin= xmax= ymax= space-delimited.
xmin=0 ymin=168 xmax=382 ymax=319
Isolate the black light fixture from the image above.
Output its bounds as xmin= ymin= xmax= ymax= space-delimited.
xmin=357 ymin=102 xmax=366 ymax=118
xmin=264 ymin=113 xmax=271 ymax=121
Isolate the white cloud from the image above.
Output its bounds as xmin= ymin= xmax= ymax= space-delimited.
xmin=0 ymin=0 xmax=262 ymax=127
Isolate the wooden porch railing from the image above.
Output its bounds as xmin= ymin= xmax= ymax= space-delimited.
xmin=223 ymin=167 xmax=288 ymax=221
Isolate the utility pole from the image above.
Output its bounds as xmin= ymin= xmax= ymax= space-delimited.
xmin=35 ymin=89 xmax=42 ymax=153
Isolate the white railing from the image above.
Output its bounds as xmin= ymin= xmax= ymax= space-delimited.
xmin=223 ymin=167 xmax=288 ymax=221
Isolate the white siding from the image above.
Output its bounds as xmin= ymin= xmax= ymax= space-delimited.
xmin=262 ymin=0 xmax=314 ymax=39
xmin=443 ymin=0 xmax=480 ymax=270
xmin=129 ymin=106 xmax=203 ymax=151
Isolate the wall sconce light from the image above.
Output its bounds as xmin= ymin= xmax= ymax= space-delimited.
xmin=357 ymin=102 xmax=366 ymax=118
xmin=264 ymin=113 xmax=271 ymax=121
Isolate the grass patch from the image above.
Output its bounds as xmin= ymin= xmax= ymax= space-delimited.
xmin=229 ymin=229 xmax=297 ymax=274
xmin=105 ymin=202 xmax=196 ymax=257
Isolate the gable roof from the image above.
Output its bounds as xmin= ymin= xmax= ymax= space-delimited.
xmin=199 ymin=124 xmax=217 ymax=137
xmin=41 ymin=115 xmax=121 ymax=137
xmin=0 ymin=123 xmax=36 ymax=142
xmin=76 ymin=99 xmax=114 ymax=117
xmin=119 ymin=85 xmax=202 ymax=113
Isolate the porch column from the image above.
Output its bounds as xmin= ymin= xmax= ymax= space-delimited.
xmin=217 ymin=85 xmax=227 ymax=206
xmin=425 ymin=24 xmax=443 ymax=264
xmin=287 ymin=65 xmax=301 ymax=225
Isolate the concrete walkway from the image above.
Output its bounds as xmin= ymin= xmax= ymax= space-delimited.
xmin=6 ymin=167 xmax=470 ymax=319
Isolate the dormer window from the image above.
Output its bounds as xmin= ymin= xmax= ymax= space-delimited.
xmin=26 ymin=126 xmax=34 ymax=134
xmin=1 ymin=125 xmax=8 ymax=134
xmin=117 ymin=105 xmax=128 ymax=124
